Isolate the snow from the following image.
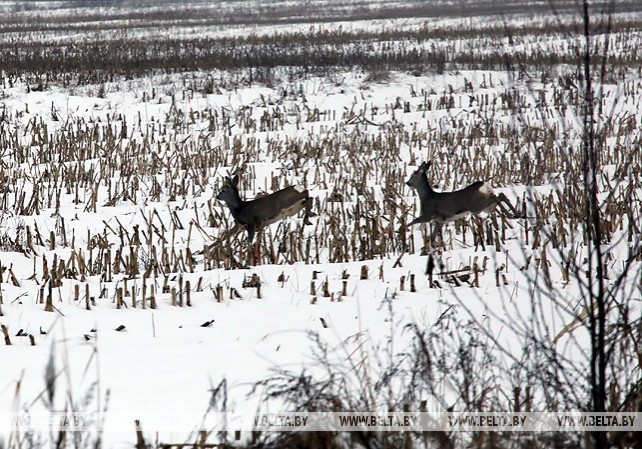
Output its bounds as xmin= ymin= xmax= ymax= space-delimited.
xmin=0 ymin=2 xmax=641 ymax=448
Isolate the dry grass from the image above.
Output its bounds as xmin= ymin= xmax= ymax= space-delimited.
xmin=1 ymin=2 xmax=641 ymax=448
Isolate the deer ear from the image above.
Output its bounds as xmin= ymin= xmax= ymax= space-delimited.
xmin=231 ymin=174 xmax=239 ymax=186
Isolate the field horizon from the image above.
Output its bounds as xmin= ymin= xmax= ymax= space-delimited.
xmin=1 ymin=1 xmax=641 ymax=448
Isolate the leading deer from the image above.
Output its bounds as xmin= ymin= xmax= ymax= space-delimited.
xmin=406 ymin=161 xmax=520 ymax=246
xmin=216 ymin=174 xmax=313 ymax=242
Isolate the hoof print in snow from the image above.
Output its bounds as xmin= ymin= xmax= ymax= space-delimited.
xmin=115 ymin=325 xmax=126 ymax=332
xmin=201 ymin=320 xmax=215 ymax=327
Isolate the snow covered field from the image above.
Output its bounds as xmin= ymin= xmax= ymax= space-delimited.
xmin=1 ymin=1 xmax=641 ymax=448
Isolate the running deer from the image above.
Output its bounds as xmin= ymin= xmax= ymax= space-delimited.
xmin=216 ymin=174 xmax=313 ymax=242
xmin=406 ymin=161 xmax=520 ymax=245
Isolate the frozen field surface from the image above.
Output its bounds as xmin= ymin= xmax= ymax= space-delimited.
xmin=0 ymin=1 xmax=641 ymax=448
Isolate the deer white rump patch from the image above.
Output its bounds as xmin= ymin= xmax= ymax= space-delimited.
xmin=478 ymin=182 xmax=494 ymax=195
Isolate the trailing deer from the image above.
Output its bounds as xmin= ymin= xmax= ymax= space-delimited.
xmin=406 ymin=161 xmax=521 ymax=246
xmin=216 ymin=174 xmax=313 ymax=242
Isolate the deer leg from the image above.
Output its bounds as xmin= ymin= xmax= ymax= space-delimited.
xmin=426 ymin=251 xmax=435 ymax=277
xmin=202 ymin=224 xmax=244 ymax=256
xmin=407 ymin=216 xmax=427 ymax=229
xmin=425 ymin=226 xmax=446 ymax=276
xmin=496 ymin=193 xmax=522 ymax=218
xmin=303 ymin=197 xmax=314 ymax=225
xmin=425 ymin=249 xmax=446 ymax=277
xmin=418 ymin=222 xmax=441 ymax=254
xmin=253 ymin=238 xmax=262 ymax=266
xmin=251 ymin=226 xmax=265 ymax=266
xmin=430 ymin=222 xmax=443 ymax=249
xmin=246 ymin=225 xmax=256 ymax=243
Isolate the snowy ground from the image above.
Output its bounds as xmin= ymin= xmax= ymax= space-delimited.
xmin=1 ymin=2 xmax=641 ymax=448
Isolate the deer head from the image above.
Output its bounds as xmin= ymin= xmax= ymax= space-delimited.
xmin=405 ymin=161 xmax=432 ymax=190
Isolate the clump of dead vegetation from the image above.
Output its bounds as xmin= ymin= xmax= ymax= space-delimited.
xmin=0 ymin=2 xmax=641 ymax=448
